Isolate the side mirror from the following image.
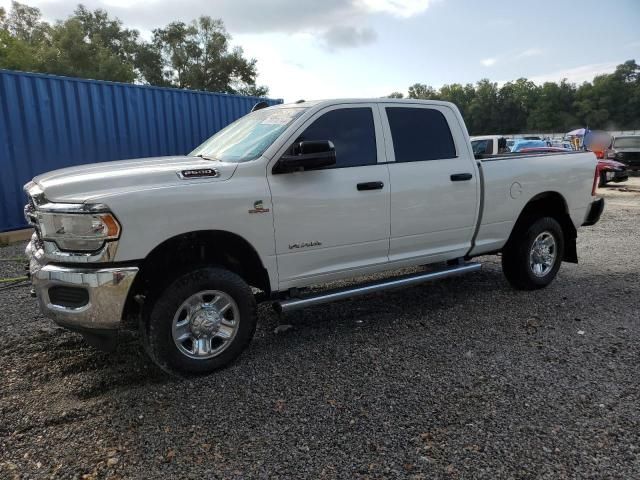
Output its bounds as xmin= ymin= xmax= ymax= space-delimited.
xmin=274 ymin=140 xmax=336 ymax=174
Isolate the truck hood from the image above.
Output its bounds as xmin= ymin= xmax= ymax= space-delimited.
xmin=32 ymin=156 xmax=238 ymax=203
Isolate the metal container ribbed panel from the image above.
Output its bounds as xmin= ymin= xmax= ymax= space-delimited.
xmin=0 ymin=69 xmax=282 ymax=231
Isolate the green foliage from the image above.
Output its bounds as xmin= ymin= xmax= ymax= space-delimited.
xmin=0 ymin=1 xmax=268 ymax=95
xmin=39 ymin=16 xmax=137 ymax=82
xmin=399 ymin=60 xmax=640 ymax=134
xmin=2 ymin=1 xmax=48 ymax=43
xmin=140 ymin=16 xmax=265 ymax=94
xmin=408 ymin=83 xmax=438 ymax=99
xmin=0 ymin=28 xmax=33 ymax=71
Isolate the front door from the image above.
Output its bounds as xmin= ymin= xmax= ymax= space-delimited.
xmin=268 ymin=104 xmax=390 ymax=290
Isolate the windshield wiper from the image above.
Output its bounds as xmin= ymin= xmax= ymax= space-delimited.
xmin=193 ymin=153 xmax=219 ymax=161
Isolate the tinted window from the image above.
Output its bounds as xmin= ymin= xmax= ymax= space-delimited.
xmin=471 ymin=139 xmax=493 ymax=155
xmin=295 ymin=108 xmax=377 ymax=167
xmin=386 ymin=107 xmax=456 ymax=162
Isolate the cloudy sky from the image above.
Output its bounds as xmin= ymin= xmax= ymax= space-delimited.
xmin=3 ymin=0 xmax=639 ymax=101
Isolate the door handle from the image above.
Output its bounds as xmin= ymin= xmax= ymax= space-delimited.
xmin=450 ymin=173 xmax=473 ymax=181
xmin=357 ymin=181 xmax=384 ymax=191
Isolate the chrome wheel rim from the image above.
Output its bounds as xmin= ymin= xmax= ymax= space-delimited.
xmin=171 ymin=290 xmax=240 ymax=359
xmin=529 ymin=231 xmax=557 ymax=277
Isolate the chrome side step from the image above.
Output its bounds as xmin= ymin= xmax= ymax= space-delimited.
xmin=273 ymin=262 xmax=481 ymax=314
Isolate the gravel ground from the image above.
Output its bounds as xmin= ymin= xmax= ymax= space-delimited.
xmin=1 ymin=186 xmax=639 ymax=479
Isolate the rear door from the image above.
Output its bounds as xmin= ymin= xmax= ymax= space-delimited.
xmin=379 ymin=103 xmax=479 ymax=263
xmin=268 ymin=104 xmax=390 ymax=289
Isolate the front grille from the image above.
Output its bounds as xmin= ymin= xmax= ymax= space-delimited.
xmin=619 ymin=152 xmax=640 ymax=163
xmin=48 ymin=286 xmax=89 ymax=308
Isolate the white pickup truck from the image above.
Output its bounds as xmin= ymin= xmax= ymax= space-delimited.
xmin=24 ymin=99 xmax=604 ymax=374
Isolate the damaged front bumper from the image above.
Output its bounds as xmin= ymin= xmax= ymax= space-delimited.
xmin=26 ymin=235 xmax=138 ymax=350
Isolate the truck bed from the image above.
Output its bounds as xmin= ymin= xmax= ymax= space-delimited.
xmin=470 ymin=150 xmax=597 ymax=256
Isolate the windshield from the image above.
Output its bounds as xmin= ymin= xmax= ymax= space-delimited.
xmin=614 ymin=137 xmax=640 ymax=149
xmin=190 ymin=107 xmax=306 ymax=162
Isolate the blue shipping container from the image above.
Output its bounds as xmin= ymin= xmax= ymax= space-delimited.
xmin=0 ymin=69 xmax=282 ymax=232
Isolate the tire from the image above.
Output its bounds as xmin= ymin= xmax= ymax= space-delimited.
xmin=143 ymin=267 xmax=257 ymax=375
xmin=501 ymin=217 xmax=564 ymax=290
xmin=599 ymin=172 xmax=607 ymax=187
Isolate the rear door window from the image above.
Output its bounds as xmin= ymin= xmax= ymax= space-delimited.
xmin=385 ymin=107 xmax=456 ymax=162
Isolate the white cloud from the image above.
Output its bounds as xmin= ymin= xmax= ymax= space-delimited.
xmin=321 ymin=26 xmax=377 ymax=50
xmin=482 ymin=48 xmax=541 ymax=68
xmin=516 ymin=48 xmax=543 ymax=58
xmin=357 ymin=0 xmax=434 ymax=18
xmin=528 ymin=62 xmax=619 ymax=85
xmin=236 ymin=33 xmax=401 ymax=102
xmin=4 ymin=0 xmax=437 ymax=53
xmin=12 ymin=0 xmax=434 ymax=34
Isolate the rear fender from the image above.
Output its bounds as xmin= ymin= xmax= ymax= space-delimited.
xmin=507 ymin=191 xmax=578 ymax=264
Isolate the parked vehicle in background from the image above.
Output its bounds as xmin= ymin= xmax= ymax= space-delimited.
xmin=590 ymin=147 xmax=606 ymax=159
xmin=585 ymin=131 xmax=612 ymax=159
xmin=511 ymin=140 xmax=548 ymax=152
xmin=520 ymin=148 xmax=628 ymax=187
xmin=607 ymin=135 xmax=640 ymax=171
xmin=597 ymin=159 xmax=629 ymax=186
xmin=551 ymin=141 xmax=575 ymax=150
xmin=519 ymin=147 xmax=573 ymax=154
xmin=24 ymin=98 xmax=602 ymax=375
xmin=470 ymin=135 xmax=509 ymax=155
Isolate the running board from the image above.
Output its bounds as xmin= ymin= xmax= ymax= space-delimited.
xmin=273 ymin=262 xmax=481 ymax=314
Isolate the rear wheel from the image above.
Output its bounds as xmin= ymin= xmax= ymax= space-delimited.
xmin=502 ymin=217 xmax=564 ymax=290
xmin=143 ymin=267 xmax=256 ymax=375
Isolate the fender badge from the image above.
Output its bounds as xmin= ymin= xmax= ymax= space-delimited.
xmin=177 ymin=168 xmax=219 ymax=179
xmin=289 ymin=241 xmax=322 ymax=250
xmin=249 ymin=200 xmax=270 ymax=214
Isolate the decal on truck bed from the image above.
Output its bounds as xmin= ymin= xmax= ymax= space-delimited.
xmin=248 ymin=200 xmax=270 ymax=214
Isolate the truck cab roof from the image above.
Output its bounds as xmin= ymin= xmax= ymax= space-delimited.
xmin=271 ymin=98 xmax=460 ymax=111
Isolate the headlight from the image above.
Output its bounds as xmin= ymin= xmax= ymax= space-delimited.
xmin=37 ymin=211 xmax=121 ymax=252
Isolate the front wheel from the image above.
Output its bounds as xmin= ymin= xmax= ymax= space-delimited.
xmin=502 ymin=217 xmax=564 ymax=290
xmin=143 ymin=267 xmax=257 ymax=375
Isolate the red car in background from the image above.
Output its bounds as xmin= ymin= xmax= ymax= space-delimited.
xmin=519 ymin=147 xmax=629 ymax=187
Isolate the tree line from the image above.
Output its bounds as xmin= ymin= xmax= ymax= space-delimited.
xmin=0 ymin=1 xmax=268 ymax=96
xmin=388 ymin=60 xmax=640 ymax=135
